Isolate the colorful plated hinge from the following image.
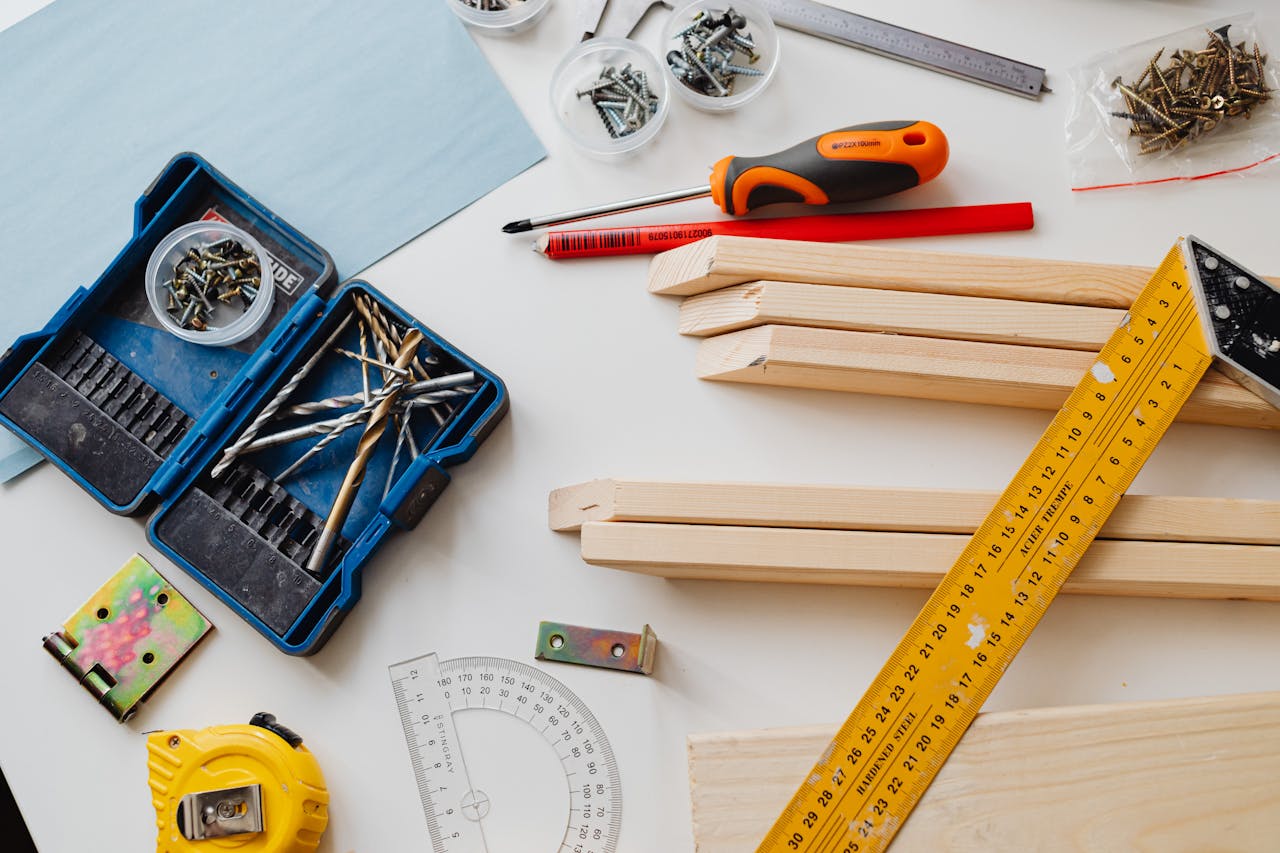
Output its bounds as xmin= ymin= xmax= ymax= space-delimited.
xmin=43 ymin=554 xmax=211 ymax=721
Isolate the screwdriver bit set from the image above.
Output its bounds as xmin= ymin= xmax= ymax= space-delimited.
xmin=0 ymin=154 xmax=507 ymax=654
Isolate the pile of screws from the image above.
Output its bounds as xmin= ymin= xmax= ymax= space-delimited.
xmin=666 ymin=7 xmax=761 ymax=97
xmin=164 ymin=238 xmax=262 ymax=332
xmin=1111 ymin=25 xmax=1272 ymax=155
xmin=577 ymin=64 xmax=660 ymax=139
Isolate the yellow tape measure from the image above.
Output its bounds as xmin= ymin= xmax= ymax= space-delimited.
xmin=758 ymin=237 xmax=1278 ymax=853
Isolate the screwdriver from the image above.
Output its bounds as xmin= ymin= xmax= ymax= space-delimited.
xmin=501 ymin=120 xmax=948 ymax=234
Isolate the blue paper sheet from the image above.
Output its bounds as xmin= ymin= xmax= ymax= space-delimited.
xmin=0 ymin=0 xmax=544 ymax=481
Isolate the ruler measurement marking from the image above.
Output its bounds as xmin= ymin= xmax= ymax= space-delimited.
xmin=1093 ymin=296 xmax=1194 ymax=451
xmin=803 ymin=694 xmax=917 ymax=850
xmin=760 ymin=244 xmax=1216 ymax=852
xmin=390 ymin=655 xmax=623 ymax=853
xmin=1092 ymin=255 xmax=1190 ymax=447
xmin=841 ymin=703 xmax=935 ymax=846
xmin=760 ymin=0 xmax=1046 ymax=98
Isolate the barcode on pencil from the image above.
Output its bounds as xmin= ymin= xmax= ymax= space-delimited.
xmin=550 ymin=231 xmax=640 ymax=253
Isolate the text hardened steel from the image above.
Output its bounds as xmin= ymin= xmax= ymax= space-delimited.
xmin=389 ymin=654 xmax=623 ymax=853
xmin=759 ymin=243 xmax=1214 ymax=852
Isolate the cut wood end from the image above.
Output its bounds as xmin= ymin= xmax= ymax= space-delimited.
xmin=648 ymin=236 xmax=725 ymax=296
xmin=678 ymin=282 xmax=766 ymax=336
xmin=696 ymin=325 xmax=775 ymax=379
xmin=548 ymin=479 xmax=617 ymax=531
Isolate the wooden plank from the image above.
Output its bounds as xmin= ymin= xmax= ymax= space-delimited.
xmin=548 ymin=479 xmax=1280 ymax=545
xmin=649 ymin=235 xmax=1154 ymax=303
xmin=678 ymin=280 xmax=1123 ymax=349
xmin=696 ymin=325 xmax=1280 ymax=430
xmin=578 ymin=522 xmax=1280 ymax=601
xmin=688 ymin=692 xmax=1280 ymax=853
xmin=648 ymin=235 xmax=1280 ymax=301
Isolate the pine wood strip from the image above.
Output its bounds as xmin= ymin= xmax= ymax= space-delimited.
xmin=688 ymin=692 xmax=1280 ymax=853
xmin=548 ymin=479 xmax=1280 ymax=545
xmin=696 ymin=325 xmax=1280 ymax=430
xmin=578 ymin=523 xmax=1280 ymax=601
xmin=648 ymin=236 xmax=1154 ymax=303
xmin=648 ymin=235 xmax=1280 ymax=301
xmin=678 ymin=280 xmax=1124 ymax=349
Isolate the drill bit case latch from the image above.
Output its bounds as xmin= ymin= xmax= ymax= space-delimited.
xmin=0 ymin=154 xmax=508 ymax=655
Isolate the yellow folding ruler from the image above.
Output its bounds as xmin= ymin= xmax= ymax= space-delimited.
xmin=758 ymin=236 xmax=1280 ymax=853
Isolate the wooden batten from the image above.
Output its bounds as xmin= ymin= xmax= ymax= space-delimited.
xmin=648 ymin=235 xmax=1158 ymax=303
xmin=548 ymin=479 xmax=1280 ymax=545
xmin=678 ymin=280 xmax=1124 ymax=349
xmin=695 ymin=325 xmax=1280 ymax=430
xmin=578 ymin=522 xmax=1280 ymax=601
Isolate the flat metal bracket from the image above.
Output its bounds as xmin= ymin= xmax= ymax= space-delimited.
xmin=535 ymin=621 xmax=657 ymax=675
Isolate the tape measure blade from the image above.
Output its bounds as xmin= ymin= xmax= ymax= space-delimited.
xmin=389 ymin=653 xmax=489 ymax=853
xmin=758 ymin=241 xmax=1214 ymax=853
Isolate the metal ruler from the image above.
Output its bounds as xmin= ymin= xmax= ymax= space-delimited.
xmin=389 ymin=653 xmax=623 ymax=853
xmin=757 ymin=236 xmax=1280 ymax=852
xmin=759 ymin=0 xmax=1049 ymax=99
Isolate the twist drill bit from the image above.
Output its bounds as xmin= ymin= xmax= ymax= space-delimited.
xmin=307 ymin=329 xmax=424 ymax=575
xmin=278 ymin=372 xmax=476 ymax=417
xmin=354 ymin=294 xmax=446 ymax=427
xmin=333 ymin=347 xmax=410 ymax=376
xmin=383 ymin=406 xmax=416 ymax=500
xmin=276 ymin=374 xmax=408 ymax=481
xmin=358 ymin=321 xmax=372 ymax=404
xmin=211 ymin=314 xmax=354 ymax=478
xmin=244 ymin=386 xmax=470 ymax=453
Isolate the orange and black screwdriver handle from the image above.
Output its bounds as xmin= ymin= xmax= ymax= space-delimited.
xmin=708 ymin=121 xmax=949 ymax=216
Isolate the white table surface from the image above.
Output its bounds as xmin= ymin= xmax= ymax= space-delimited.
xmin=3 ymin=1 xmax=1279 ymax=851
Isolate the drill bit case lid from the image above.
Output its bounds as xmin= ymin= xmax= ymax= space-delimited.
xmin=0 ymin=154 xmax=508 ymax=655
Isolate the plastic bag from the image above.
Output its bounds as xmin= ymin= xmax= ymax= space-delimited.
xmin=1065 ymin=13 xmax=1280 ymax=191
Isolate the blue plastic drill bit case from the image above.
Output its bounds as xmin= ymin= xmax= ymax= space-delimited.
xmin=0 ymin=154 xmax=508 ymax=655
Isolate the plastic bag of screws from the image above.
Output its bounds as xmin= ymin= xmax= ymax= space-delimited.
xmin=1066 ymin=13 xmax=1280 ymax=190
xmin=145 ymin=221 xmax=275 ymax=346
xmin=662 ymin=0 xmax=779 ymax=111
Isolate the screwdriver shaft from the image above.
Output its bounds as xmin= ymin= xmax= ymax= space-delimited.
xmin=503 ymin=185 xmax=710 ymax=233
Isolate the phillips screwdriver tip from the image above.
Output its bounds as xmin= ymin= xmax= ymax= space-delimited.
xmin=502 ymin=219 xmax=533 ymax=234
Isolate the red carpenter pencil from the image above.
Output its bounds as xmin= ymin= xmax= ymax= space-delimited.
xmin=534 ymin=202 xmax=1033 ymax=259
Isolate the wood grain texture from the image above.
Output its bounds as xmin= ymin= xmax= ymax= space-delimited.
xmin=648 ymin=235 xmax=1155 ymax=303
xmin=688 ymin=692 xmax=1280 ymax=853
xmin=678 ymin=280 xmax=1124 ymax=349
xmin=579 ymin=522 xmax=1280 ymax=601
xmin=548 ymin=479 xmax=1280 ymax=545
xmin=696 ymin=325 xmax=1280 ymax=430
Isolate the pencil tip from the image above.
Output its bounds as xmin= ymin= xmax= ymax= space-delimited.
xmin=502 ymin=219 xmax=532 ymax=234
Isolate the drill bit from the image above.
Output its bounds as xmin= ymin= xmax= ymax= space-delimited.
xmin=211 ymin=314 xmax=353 ymax=478
xmin=243 ymin=386 xmax=470 ymax=453
xmin=275 ymin=374 xmax=408 ymax=481
xmin=278 ymin=372 xmax=476 ymax=417
xmin=358 ymin=320 xmax=372 ymax=404
xmin=307 ymin=329 xmax=424 ymax=575
xmin=333 ymin=347 xmax=411 ymax=377
xmin=383 ymin=406 xmax=416 ymax=500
